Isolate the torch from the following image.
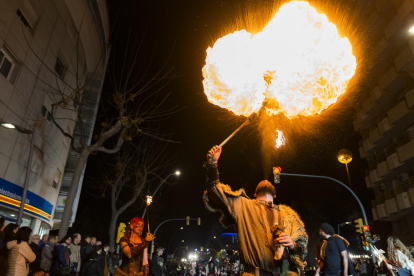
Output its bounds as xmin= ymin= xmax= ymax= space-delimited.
xmin=208 ymin=112 xmax=257 ymax=161
xmin=145 ymin=195 xmax=152 ymax=233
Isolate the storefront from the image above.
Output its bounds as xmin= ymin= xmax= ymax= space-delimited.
xmin=0 ymin=178 xmax=54 ymax=235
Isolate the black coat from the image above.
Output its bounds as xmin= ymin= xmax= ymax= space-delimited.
xmin=80 ymin=259 xmax=103 ymax=276
xmin=152 ymin=253 xmax=163 ymax=276
xmin=29 ymin=242 xmax=41 ymax=272
xmin=80 ymin=240 xmax=93 ymax=261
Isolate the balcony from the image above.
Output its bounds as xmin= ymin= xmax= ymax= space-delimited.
xmin=397 ymin=139 xmax=414 ymax=162
xmin=394 ymin=43 xmax=414 ymax=72
xmin=369 ymin=127 xmax=382 ymax=144
xmin=370 ymin=86 xmax=384 ymax=102
xmin=384 ymin=0 xmax=414 ymax=41
xmin=362 ymin=97 xmax=374 ymax=115
xmin=396 ymin=183 xmax=412 ymax=210
xmin=385 ymin=189 xmax=399 ymax=214
xmin=387 ymin=100 xmax=412 ymax=125
xmin=387 ymin=152 xmax=402 ymax=170
xmin=406 ymin=87 xmax=414 ymax=108
xmin=363 ymin=138 xmax=374 ymax=153
xmin=370 ymin=169 xmax=381 ymax=183
xmin=380 ymin=67 xmax=409 ymax=93
xmin=359 ymin=146 xmax=367 ymax=159
xmin=378 ymin=117 xmax=391 ymax=135
xmin=377 ymin=160 xmax=390 ymax=178
xmin=365 ymin=176 xmax=372 ymax=188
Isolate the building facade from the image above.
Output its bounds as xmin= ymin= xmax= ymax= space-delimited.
xmin=0 ymin=0 xmax=109 ymax=234
xmin=354 ymin=0 xmax=414 ymax=243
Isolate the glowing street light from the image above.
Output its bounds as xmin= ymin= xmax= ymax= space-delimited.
xmin=337 ymin=149 xmax=353 ymax=189
xmin=409 ymin=26 xmax=414 ymax=33
xmin=0 ymin=119 xmax=34 ymax=226
xmin=175 ymin=171 xmax=181 ymax=176
xmin=181 ymin=227 xmax=183 ymax=230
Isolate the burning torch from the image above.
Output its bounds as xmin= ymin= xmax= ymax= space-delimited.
xmin=145 ymin=195 xmax=152 ymax=232
xmin=208 ymin=112 xmax=257 ymax=161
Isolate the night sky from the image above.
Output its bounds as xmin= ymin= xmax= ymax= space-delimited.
xmin=67 ymin=0 xmax=389 ymax=264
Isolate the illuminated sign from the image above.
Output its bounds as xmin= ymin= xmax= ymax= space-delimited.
xmin=0 ymin=178 xmax=53 ymax=222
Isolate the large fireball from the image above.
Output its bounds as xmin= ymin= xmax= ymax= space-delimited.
xmin=202 ymin=1 xmax=356 ymax=119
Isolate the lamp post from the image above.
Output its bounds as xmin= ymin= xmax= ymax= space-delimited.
xmin=0 ymin=120 xmax=34 ymax=226
xmin=142 ymin=170 xmax=180 ymax=219
xmin=337 ymin=221 xmax=351 ymax=235
xmin=337 ymin=149 xmax=353 ymax=189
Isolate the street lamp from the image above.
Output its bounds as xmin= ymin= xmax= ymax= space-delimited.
xmin=409 ymin=26 xmax=414 ymax=33
xmin=0 ymin=120 xmax=34 ymax=226
xmin=337 ymin=149 xmax=353 ymax=189
xmin=142 ymin=170 xmax=181 ymax=219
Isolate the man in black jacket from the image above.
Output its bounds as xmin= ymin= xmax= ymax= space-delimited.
xmin=152 ymin=247 xmax=164 ymax=276
xmin=80 ymin=234 xmax=93 ymax=262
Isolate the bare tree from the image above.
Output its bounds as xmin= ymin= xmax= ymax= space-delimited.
xmin=22 ymin=23 xmax=177 ymax=237
xmin=87 ymin=137 xmax=174 ymax=251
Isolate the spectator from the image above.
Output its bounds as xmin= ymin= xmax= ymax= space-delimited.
xmin=358 ymin=260 xmax=368 ymax=276
xmin=102 ymin=244 xmax=110 ymax=276
xmin=80 ymin=235 xmax=92 ymax=262
xmin=206 ymin=262 xmax=217 ymax=276
xmin=39 ymin=235 xmax=49 ymax=250
xmin=40 ymin=235 xmax=57 ymax=272
xmin=80 ymin=251 xmax=102 ymax=276
xmin=90 ymin=237 xmax=97 ymax=248
xmin=6 ymin=226 xmax=36 ymax=276
xmin=0 ymin=218 xmax=5 ymax=251
xmin=152 ymin=247 xmax=164 ymax=276
xmin=366 ymin=259 xmax=374 ymax=276
xmin=53 ymin=236 xmax=72 ymax=275
xmin=95 ymin=245 xmax=105 ymax=274
xmin=108 ymin=253 xmax=119 ymax=276
xmin=70 ymin=233 xmax=81 ymax=276
xmin=0 ymin=223 xmax=19 ymax=274
xmin=29 ymin=234 xmax=42 ymax=274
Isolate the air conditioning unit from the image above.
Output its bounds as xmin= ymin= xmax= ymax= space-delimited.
xmin=397 ymin=173 xmax=409 ymax=183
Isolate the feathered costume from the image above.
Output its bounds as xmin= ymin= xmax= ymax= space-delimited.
xmin=203 ymin=164 xmax=308 ymax=276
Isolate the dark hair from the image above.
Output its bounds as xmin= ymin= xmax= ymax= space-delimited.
xmin=96 ymin=244 xmax=103 ymax=252
xmin=255 ymin=180 xmax=276 ymax=196
xmin=88 ymin=250 xmax=98 ymax=260
xmin=4 ymin=223 xmax=18 ymax=241
xmin=60 ymin=235 xmax=71 ymax=244
xmin=0 ymin=218 xmax=5 ymax=230
xmin=16 ymin=227 xmax=32 ymax=244
xmin=48 ymin=235 xmax=57 ymax=241
xmin=320 ymin=223 xmax=335 ymax=235
xmin=83 ymin=234 xmax=92 ymax=239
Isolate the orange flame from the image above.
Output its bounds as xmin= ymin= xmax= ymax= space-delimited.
xmin=202 ymin=1 xmax=356 ymax=119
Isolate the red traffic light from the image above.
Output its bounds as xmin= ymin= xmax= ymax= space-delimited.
xmin=363 ymin=225 xmax=369 ymax=230
xmin=273 ymin=167 xmax=282 ymax=174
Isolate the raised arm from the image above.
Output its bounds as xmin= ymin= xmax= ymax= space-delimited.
xmin=204 ymin=146 xmax=247 ymax=221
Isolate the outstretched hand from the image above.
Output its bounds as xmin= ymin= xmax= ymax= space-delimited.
xmin=145 ymin=233 xmax=156 ymax=241
xmin=207 ymin=146 xmax=222 ymax=164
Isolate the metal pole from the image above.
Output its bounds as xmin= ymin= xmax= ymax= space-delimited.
xmin=338 ymin=224 xmax=340 ymax=236
xmin=17 ymin=131 xmax=35 ymax=226
xmin=280 ymin=172 xmax=376 ymax=263
xmin=345 ymin=163 xmax=352 ymax=190
xmin=150 ymin=218 xmax=199 ymax=260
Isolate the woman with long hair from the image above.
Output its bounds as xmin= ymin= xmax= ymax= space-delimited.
xmin=206 ymin=262 xmax=217 ymax=276
xmin=6 ymin=226 xmax=36 ymax=275
xmin=53 ymin=236 xmax=72 ymax=275
xmin=0 ymin=223 xmax=18 ymax=275
xmin=387 ymin=236 xmax=414 ymax=276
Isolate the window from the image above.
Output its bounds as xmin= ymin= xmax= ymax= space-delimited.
xmin=16 ymin=9 xmax=33 ymax=33
xmin=54 ymin=55 xmax=66 ymax=78
xmin=0 ymin=49 xmax=15 ymax=80
xmin=41 ymin=105 xmax=52 ymax=123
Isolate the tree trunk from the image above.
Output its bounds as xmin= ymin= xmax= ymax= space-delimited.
xmin=58 ymin=147 xmax=90 ymax=237
xmin=109 ymin=211 xmax=120 ymax=253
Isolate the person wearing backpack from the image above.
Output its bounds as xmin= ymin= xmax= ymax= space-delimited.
xmin=316 ymin=223 xmax=353 ymax=276
xmin=40 ymin=235 xmax=57 ymax=272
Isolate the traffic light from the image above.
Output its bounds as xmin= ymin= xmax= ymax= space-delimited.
xmin=362 ymin=240 xmax=370 ymax=251
xmin=354 ymin=218 xmax=363 ymax=234
xmin=372 ymin=234 xmax=380 ymax=243
xmin=197 ymin=217 xmax=201 ymax=225
xmin=363 ymin=225 xmax=372 ymax=242
xmin=273 ymin=167 xmax=281 ymax=184
xmin=186 ymin=216 xmax=190 ymax=225
xmin=116 ymin=222 xmax=126 ymax=243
